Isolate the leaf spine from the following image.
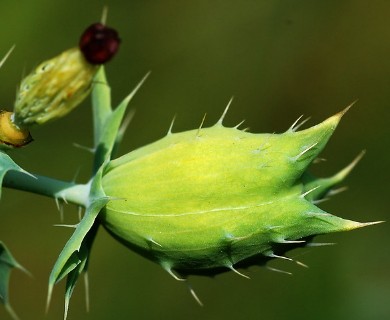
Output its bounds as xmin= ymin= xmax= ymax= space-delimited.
xmin=291 ymin=142 xmax=318 ymax=161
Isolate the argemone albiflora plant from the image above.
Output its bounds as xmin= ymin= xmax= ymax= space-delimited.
xmin=0 ymin=17 xmax=382 ymax=320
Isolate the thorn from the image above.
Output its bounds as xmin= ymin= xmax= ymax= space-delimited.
xmin=242 ymin=127 xmax=250 ymax=132
xmin=147 ymin=237 xmax=162 ymax=247
xmin=288 ymin=114 xmax=304 ymax=132
xmin=305 ymin=242 xmax=335 ymax=247
xmin=117 ymin=109 xmax=136 ymax=139
xmin=312 ymin=198 xmax=330 ymax=205
xmin=187 ymin=283 xmax=203 ymax=306
xmin=338 ymin=100 xmax=358 ymax=117
xmin=359 ymin=221 xmax=385 ymax=227
xmin=295 ymin=260 xmax=309 ymax=268
xmin=266 ymin=266 xmax=292 ymax=275
xmin=266 ymin=251 xmax=309 ymax=268
xmin=61 ymin=195 xmax=68 ymax=205
xmin=228 ymin=264 xmax=250 ymax=279
xmin=327 ymin=186 xmax=348 ymax=197
xmin=161 ymin=263 xmax=186 ymax=281
xmin=296 ymin=117 xmax=311 ymax=131
xmin=116 ymin=72 xmax=151 ymax=121
xmin=313 ymin=157 xmax=327 ymax=164
xmin=196 ymin=114 xmax=207 ymax=138
xmin=64 ymin=298 xmax=70 ymax=320
xmin=71 ymin=168 xmax=81 ymax=183
xmin=19 ymin=169 xmax=37 ymax=180
xmin=301 ymin=185 xmax=321 ymax=198
xmin=275 ymin=239 xmax=306 ymax=244
xmin=0 ymin=45 xmax=15 ymax=69
xmin=53 ymin=223 xmax=79 ymax=229
xmin=55 ymin=198 xmax=65 ymax=222
xmin=46 ymin=287 xmax=53 ymax=314
xmin=265 ymin=252 xmax=293 ymax=262
xmin=216 ymin=97 xmax=234 ymax=126
xmin=54 ymin=197 xmax=60 ymax=211
xmin=288 ymin=115 xmax=311 ymax=132
xmin=73 ymin=143 xmax=95 ymax=153
xmin=133 ymin=71 xmax=151 ymax=95
xmin=234 ymin=119 xmax=245 ymax=129
xmin=167 ymin=114 xmax=177 ymax=135
xmin=4 ymin=304 xmax=19 ymax=320
xmin=292 ymin=142 xmax=318 ymax=161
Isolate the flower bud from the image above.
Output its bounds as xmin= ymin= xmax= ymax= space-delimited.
xmin=100 ymin=111 xmax=376 ymax=277
xmin=13 ymin=22 xmax=120 ymax=127
xmin=13 ymin=48 xmax=97 ymax=126
xmin=0 ymin=110 xmax=32 ymax=149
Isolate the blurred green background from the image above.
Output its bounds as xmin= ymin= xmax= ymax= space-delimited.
xmin=0 ymin=1 xmax=389 ymax=319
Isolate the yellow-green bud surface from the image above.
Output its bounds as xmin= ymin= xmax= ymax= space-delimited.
xmin=101 ymin=110 xmax=373 ymax=277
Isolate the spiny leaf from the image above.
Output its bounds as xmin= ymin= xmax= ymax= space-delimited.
xmin=0 ymin=242 xmax=27 ymax=320
xmin=92 ymin=68 xmax=149 ymax=172
xmin=0 ymin=152 xmax=33 ymax=198
xmin=63 ymin=223 xmax=98 ymax=320
xmin=47 ymin=165 xmax=107 ymax=317
xmin=50 ymin=68 xmax=149 ymax=318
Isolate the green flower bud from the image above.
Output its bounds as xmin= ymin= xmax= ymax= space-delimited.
xmin=13 ymin=47 xmax=97 ymax=126
xmin=100 ymin=110 xmax=377 ymax=278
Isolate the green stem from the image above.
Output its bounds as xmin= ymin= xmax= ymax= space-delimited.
xmin=3 ymin=171 xmax=90 ymax=207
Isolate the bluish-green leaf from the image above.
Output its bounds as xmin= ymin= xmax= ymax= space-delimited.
xmin=47 ymin=165 xmax=107 ymax=318
xmin=92 ymin=70 xmax=149 ymax=172
xmin=0 ymin=152 xmax=32 ymax=198
xmin=0 ymin=242 xmax=27 ymax=320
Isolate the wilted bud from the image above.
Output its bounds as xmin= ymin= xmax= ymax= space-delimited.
xmin=100 ymin=110 xmax=377 ymax=278
xmin=0 ymin=110 xmax=32 ymax=149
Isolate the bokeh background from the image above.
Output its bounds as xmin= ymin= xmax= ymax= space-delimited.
xmin=0 ymin=1 xmax=389 ymax=319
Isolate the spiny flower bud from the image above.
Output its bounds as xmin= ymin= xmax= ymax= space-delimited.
xmin=100 ymin=109 xmax=378 ymax=278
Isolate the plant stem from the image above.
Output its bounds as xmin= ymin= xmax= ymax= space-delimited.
xmin=3 ymin=171 xmax=90 ymax=207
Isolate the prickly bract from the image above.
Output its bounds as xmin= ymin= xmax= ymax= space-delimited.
xmin=101 ymin=110 xmax=374 ymax=277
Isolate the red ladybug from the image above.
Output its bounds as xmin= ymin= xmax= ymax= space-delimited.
xmin=79 ymin=23 xmax=121 ymax=65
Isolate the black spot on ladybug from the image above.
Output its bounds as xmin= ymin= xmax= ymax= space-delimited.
xmin=79 ymin=23 xmax=121 ymax=65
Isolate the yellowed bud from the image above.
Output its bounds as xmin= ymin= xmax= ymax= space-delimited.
xmin=14 ymin=47 xmax=97 ymax=126
xmin=0 ymin=110 xmax=32 ymax=149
